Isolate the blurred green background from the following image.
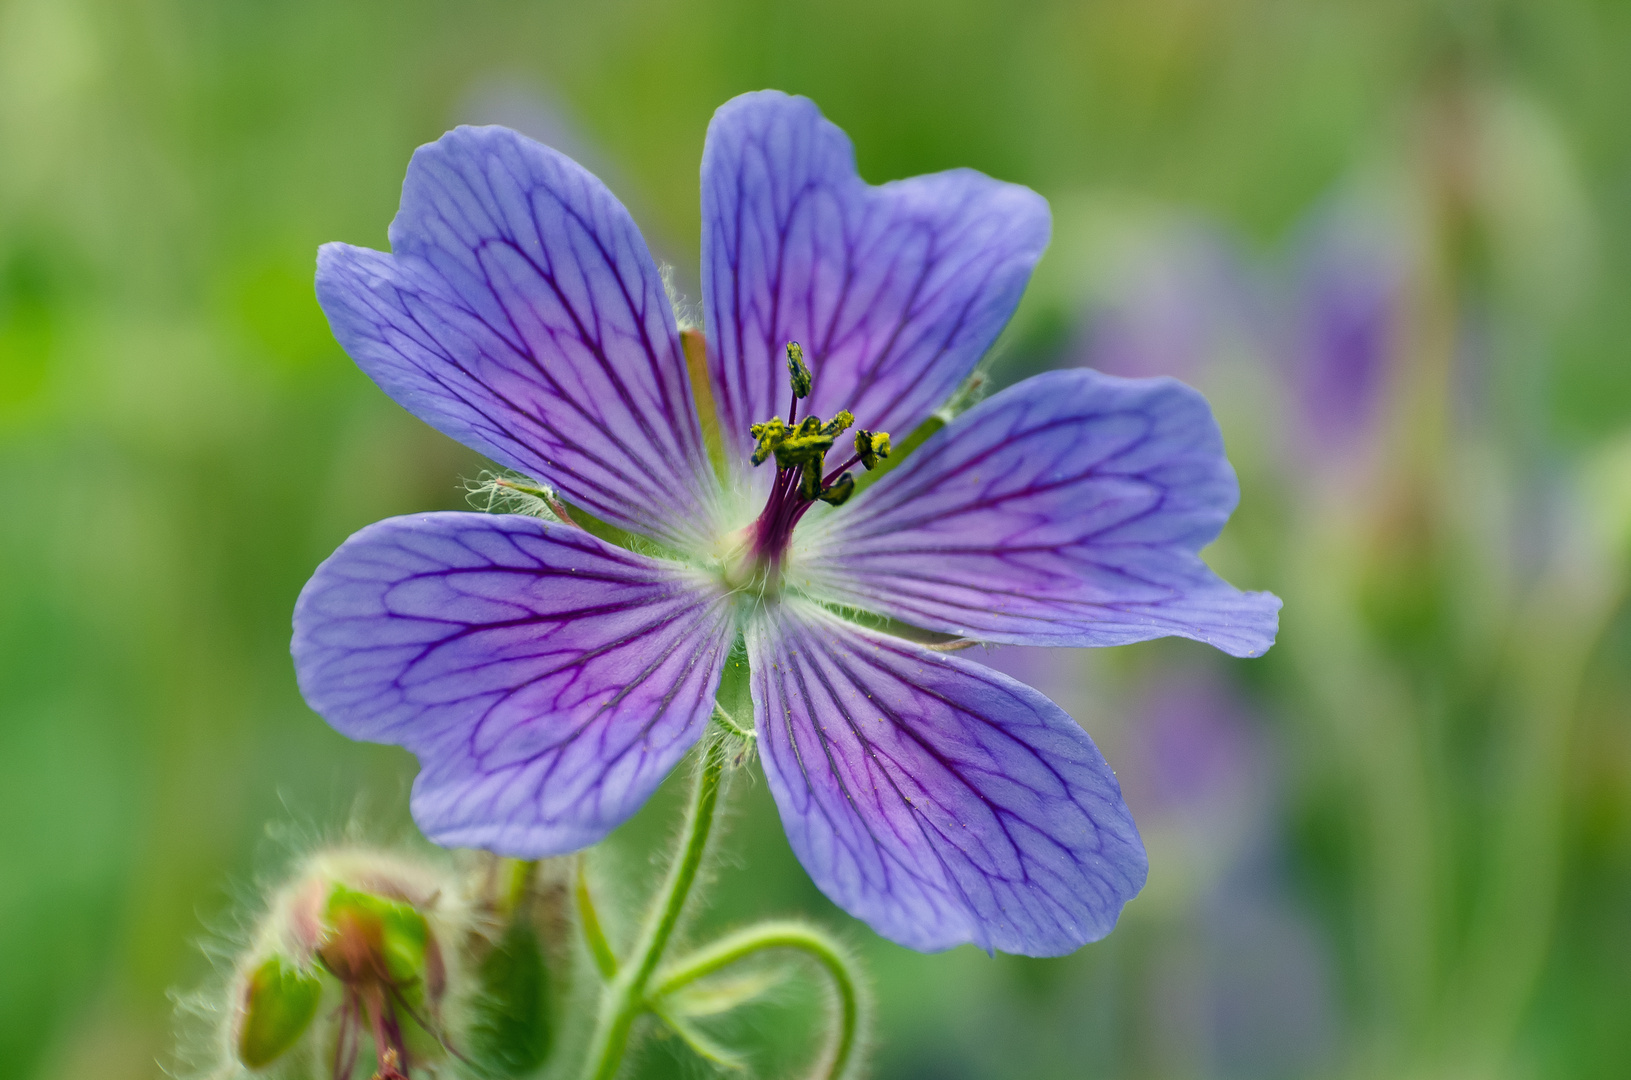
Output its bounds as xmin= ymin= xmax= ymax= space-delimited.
xmin=4 ymin=0 xmax=1631 ymax=1077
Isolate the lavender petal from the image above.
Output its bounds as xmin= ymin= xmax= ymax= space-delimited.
xmin=797 ymin=368 xmax=1280 ymax=657
xmin=701 ymin=91 xmax=1050 ymax=481
xmin=292 ymin=512 xmax=734 ymax=856
xmin=748 ymin=600 xmax=1147 ymax=956
xmin=317 ymin=126 xmax=718 ymax=550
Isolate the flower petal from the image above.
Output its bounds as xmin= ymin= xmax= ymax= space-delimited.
xmin=317 ymin=126 xmax=718 ymax=550
xmin=292 ymin=512 xmax=734 ymax=856
xmin=747 ymin=600 xmax=1147 ymax=956
xmin=796 ymin=368 xmax=1280 ymax=657
xmin=701 ymin=91 xmax=1050 ymax=482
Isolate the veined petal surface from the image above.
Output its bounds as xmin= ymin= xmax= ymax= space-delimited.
xmin=317 ymin=126 xmax=718 ymax=550
xmin=292 ymin=512 xmax=734 ymax=857
xmin=747 ymin=600 xmax=1147 ymax=956
xmin=797 ymin=368 xmax=1281 ymax=657
xmin=701 ymin=91 xmax=1050 ymax=484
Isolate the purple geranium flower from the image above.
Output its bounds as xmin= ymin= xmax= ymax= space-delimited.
xmin=292 ymin=91 xmax=1280 ymax=957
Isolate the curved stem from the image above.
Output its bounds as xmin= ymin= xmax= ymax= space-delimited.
xmin=577 ymin=734 xmax=728 ymax=1080
xmin=651 ymin=921 xmax=864 ymax=1080
xmin=576 ymin=856 xmax=619 ymax=980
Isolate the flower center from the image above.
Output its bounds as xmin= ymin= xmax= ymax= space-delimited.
xmin=741 ymin=342 xmax=891 ymax=571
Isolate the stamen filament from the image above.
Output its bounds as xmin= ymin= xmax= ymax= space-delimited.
xmin=742 ymin=344 xmax=886 ymax=563
xmin=822 ymin=454 xmax=862 ymax=487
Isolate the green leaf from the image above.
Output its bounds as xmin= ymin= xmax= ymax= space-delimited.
xmin=466 ymin=916 xmax=554 ymax=1076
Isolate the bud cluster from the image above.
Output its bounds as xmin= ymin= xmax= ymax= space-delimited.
xmin=199 ymin=848 xmax=564 ymax=1080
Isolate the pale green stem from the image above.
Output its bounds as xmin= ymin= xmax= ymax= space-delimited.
xmin=577 ymin=733 xmax=727 ymax=1080
xmin=576 ymin=856 xmax=618 ymax=980
xmin=651 ymin=921 xmax=863 ymax=1080
xmin=1452 ymin=555 xmax=1624 ymax=1065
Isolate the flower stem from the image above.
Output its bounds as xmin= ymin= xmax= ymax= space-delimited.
xmin=575 ymin=857 xmax=618 ymax=980
xmin=577 ymin=733 xmax=728 ymax=1080
xmin=651 ymin=921 xmax=864 ymax=1080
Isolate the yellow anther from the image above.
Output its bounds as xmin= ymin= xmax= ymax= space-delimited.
xmin=749 ymin=417 xmax=788 ymax=466
xmin=854 ymin=429 xmax=892 ymax=470
xmin=822 ymin=410 xmax=854 ymax=437
xmin=774 ymin=429 xmax=835 ymax=472
xmin=786 ymin=342 xmax=812 ymax=400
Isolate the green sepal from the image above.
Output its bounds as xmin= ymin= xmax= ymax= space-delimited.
xmin=466 ymin=916 xmax=554 ymax=1077
xmin=785 ymin=341 xmax=812 ymax=399
xmin=236 ymin=955 xmax=325 ymax=1070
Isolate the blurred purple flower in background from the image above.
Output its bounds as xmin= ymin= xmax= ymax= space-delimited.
xmin=1079 ymin=229 xmax=1258 ymax=386
xmin=1286 ymin=209 xmax=1404 ymax=458
xmin=1080 ymin=204 xmax=1405 ymax=468
xmin=290 ymin=90 xmax=1279 ymax=957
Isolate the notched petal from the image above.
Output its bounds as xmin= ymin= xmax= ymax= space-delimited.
xmin=316 ymin=126 xmax=719 ymax=550
xmin=797 ymin=367 xmax=1281 ymax=658
xmin=747 ymin=601 xmax=1147 ymax=956
xmin=701 ymin=91 xmax=1050 ymax=485
xmin=293 ymin=512 xmax=734 ymax=856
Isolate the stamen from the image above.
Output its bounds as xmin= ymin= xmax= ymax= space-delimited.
xmin=770 ymin=417 xmax=834 ymax=472
xmin=798 ymin=460 xmax=824 ymax=501
xmin=749 ymin=418 xmax=787 ymax=466
xmin=853 ymin=429 xmax=892 ymax=470
xmin=822 ymin=410 xmax=854 ymax=437
xmin=742 ymin=351 xmax=893 ymax=562
xmin=816 ymin=472 xmax=855 ymax=506
xmin=786 ymin=342 xmax=812 ymax=400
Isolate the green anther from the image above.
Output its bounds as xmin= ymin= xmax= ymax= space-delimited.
xmin=854 ymin=429 xmax=893 ymax=470
xmin=749 ymin=417 xmax=787 ymax=466
xmin=817 ymin=472 xmax=856 ymax=506
xmin=798 ymin=459 xmax=826 ymax=501
xmin=785 ymin=342 xmax=812 ymax=399
xmin=772 ymin=418 xmax=835 ymax=472
xmin=236 ymin=955 xmax=324 ymax=1069
xmin=822 ymin=410 xmax=854 ymax=437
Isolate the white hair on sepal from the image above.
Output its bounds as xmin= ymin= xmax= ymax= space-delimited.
xmin=660 ymin=261 xmax=703 ymax=331
xmin=934 ymin=366 xmax=990 ymax=424
xmin=465 ymin=470 xmax=563 ymax=521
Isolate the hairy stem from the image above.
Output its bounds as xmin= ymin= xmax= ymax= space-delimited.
xmin=577 ymin=734 xmax=728 ymax=1080
xmin=576 ymin=857 xmax=619 ymax=980
xmin=652 ymin=921 xmax=864 ymax=1080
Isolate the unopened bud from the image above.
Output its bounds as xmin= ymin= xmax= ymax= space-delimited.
xmin=234 ymin=955 xmax=323 ymax=1070
xmin=191 ymin=848 xmax=575 ymax=1079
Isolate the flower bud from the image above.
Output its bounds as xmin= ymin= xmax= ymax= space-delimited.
xmin=234 ymin=956 xmax=323 ymax=1070
xmin=194 ymin=846 xmax=567 ymax=1078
